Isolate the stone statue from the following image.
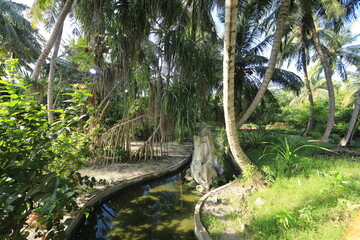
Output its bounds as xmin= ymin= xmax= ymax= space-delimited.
xmin=190 ymin=124 xmax=217 ymax=190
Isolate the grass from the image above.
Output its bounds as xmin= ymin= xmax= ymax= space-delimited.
xmin=201 ymin=212 xmax=225 ymax=239
xmin=202 ymin=133 xmax=360 ymax=240
xmin=245 ymin=157 xmax=359 ymax=239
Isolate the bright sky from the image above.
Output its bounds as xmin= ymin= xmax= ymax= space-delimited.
xmin=14 ymin=0 xmax=73 ymax=41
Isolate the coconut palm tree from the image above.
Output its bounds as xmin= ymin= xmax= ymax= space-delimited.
xmin=236 ymin=0 xmax=291 ymax=127
xmin=300 ymin=0 xmax=360 ymax=141
xmin=30 ymin=0 xmax=66 ymax=122
xmin=340 ymin=94 xmax=360 ymax=146
xmin=339 ymin=73 xmax=360 ymax=146
xmin=319 ymin=27 xmax=360 ymax=81
xmin=223 ymin=0 xmax=267 ymax=187
xmin=280 ymin=7 xmax=320 ymax=136
xmin=31 ymin=0 xmax=74 ymax=81
xmin=279 ymin=0 xmax=360 ymax=140
xmin=232 ymin=1 xmax=302 ymax=121
xmin=0 ymin=0 xmax=42 ymax=70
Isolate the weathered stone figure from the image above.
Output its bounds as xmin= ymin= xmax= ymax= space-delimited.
xmin=190 ymin=125 xmax=217 ymax=190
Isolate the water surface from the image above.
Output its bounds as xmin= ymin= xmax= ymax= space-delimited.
xmin=73 ymin=173 xmax=200 ymax=240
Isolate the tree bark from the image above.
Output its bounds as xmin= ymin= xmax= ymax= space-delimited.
xmin=47 ymin=23 xmax=63 ymax=123
xmin=300 ymin=45 xmax=315 ymax=137
xmin=339 ymin=94 xmax=360 ymax=146
xmin=31 ymin=0 xmax=74 ymax=81
xmin=309 ymin=15 xmax=336 ymax=141
xmin=223 ymin=0 xmax=264 ymax=187
xmin=237 ymin=0 xmax=290 ymax=127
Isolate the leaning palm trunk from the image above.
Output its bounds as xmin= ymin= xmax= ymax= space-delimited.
xmin=300 ymin=45 xmax=315 ymax=137
xmin=339 ymin=94 xmax=360 ymax=146
xmin=309 ymin=15 xmax=335 ymax=141
xmin=31 ymin=0 xmax=74 ymax=81
xmin=237 ymin=0 xmax=290 ymax=128
xmin=223 ymin=0 xmax=264 ymax=187
xmin=47 ymin=23 xmax=63 ymax=123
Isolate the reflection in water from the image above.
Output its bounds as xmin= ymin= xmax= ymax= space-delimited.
xmin=73 ymin=173 xmax=200 ymax=240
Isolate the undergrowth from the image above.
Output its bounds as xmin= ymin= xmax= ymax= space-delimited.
xmin=202 ymin=131 xmax=360 ymax=240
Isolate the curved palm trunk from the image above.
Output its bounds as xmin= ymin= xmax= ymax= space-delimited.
xmin=339 ymin=94 xmax=360 ymax=146
xmin=47 ymin=23 xmax=63 ymax=123
xmin=31 ymin=0 xmax=74 ymax=81
xmin=300 ymin=45 xmax=315 ymax=137
xmin=237 ymin=0 xmax=290 ymax=127
xmin=223 ymin=0 xmax=264 ymax=187
xmin=309 ymin=15 xmax=335 ymax=141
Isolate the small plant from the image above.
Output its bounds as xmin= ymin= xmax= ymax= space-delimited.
xmin=239 ymin=128 xmax=271 ymax=151
xmin=274 ymin=210 xmax=296 ymax=229
xmin=298 ymin=201 xmax=314 ymax=223
xmin=261 ymin=166 xmax=275 ymax=184
xmin=324 ymin=171 xmax=360 ymax=193
xmin=261 ymin=137 xmax=327 ymax=177
xmin=242 ymin=164 xmax=256 ymax=181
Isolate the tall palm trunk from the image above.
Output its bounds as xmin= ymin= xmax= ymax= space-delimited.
xmin=237 ymin=0 xmax=290 ymax=127
xmin=223 ymin=0 xmax=264 ymax=187
xmin=309 ymin=15 xmax=335 ymax=141
xmin=31 ymin=0 xmax=74 ymax=81
xmin=339 ymin=94 xmax=360 ymax=146
xmin=47 ymin=23 xmax=63 ymax=123
xmin=300 ymin=44 xmax=315 ymax=137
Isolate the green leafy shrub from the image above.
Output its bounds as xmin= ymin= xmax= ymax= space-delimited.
xmin=309 ymin=131 xmax=322 ymax=139
xmin=261 ymin=137 xmax=327 ymax=177
xmin=239 ymin=128 xmax=272 ymax=151
xmin=133 ymin=124 xmax=153 ymax=141
xmin=0 ymin=60 xmax=94 ymax=239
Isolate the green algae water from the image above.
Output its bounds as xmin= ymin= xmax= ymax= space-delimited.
xmin=73 ymin=173 xmax=200 ymax=240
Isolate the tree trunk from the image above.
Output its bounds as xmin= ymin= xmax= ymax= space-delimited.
xmin=339 ymin=94 xmax=360 ymax=146
xmin=309 ymin=15 xmax=335 ymax=141
xmin=300 ymin=45 xmax=315 ymax=137
xmin=31 ymin=0 xmax=74 ymax=81
xmin=237 ymin=0 xmax=290 ymax=127
xmin=47 ymin=23 xmax=63 ymax=123
xmin=223 ymin=0 xmax=264 ymax=187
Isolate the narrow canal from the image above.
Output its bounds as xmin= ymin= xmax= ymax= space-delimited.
xmin=72 ymin=154 xmax=239 ymax=239
xmin=72 ymin=172 xmax=200 ymax=240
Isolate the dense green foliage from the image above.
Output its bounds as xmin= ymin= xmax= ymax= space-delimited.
xmin=0 ymin=0 xmax=360 ymax=238
xmin=0 ymin=60 xmax=94 ymax=239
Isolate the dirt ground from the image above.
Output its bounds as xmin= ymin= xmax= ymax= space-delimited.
xmin=76 ymin=142 xmax=193 ymax=207
xmin=201 ymin=182 xmax=253 ymax=240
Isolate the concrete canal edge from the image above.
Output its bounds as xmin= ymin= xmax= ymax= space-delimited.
xmin=194 ymin=181 xmax=237 ymax=240
xmin=65 ymin=154 xmax=192 ymax=239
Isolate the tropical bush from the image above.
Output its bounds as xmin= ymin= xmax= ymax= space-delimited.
xmin=0 ymin=60 xmax=94 ymax=239
xmin=260 ymin=136 xmax=327 ymax=177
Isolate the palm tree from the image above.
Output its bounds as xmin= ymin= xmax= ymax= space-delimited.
xmin=339 ymin=73 xmax=360 ymax=146
xmin=298 ymin=0 xmax=360 ymax=141
xmin=280 ymin=0 xmax=360 ymax=141
xmin=280 ymin=8 xmax=316 ymax=136
xmin=319 ymin=27 xmax=360 ymax=81
xmin=31 ymin=0 xmax=74 ymax=81
xmin=237 ymin=0 xmax=291 ymax=127
xmin=308 ymin=13 xmax=336 ymax=141
xmin=339 ymin=94 xmax=360 ymax=146
xmin=0 ymin=0 xmax=42 ymax=70
xmin=312 ymin=26 xmax=360 ymax=143
xmin=223 ymin=0 xmax=265 ymax=187
xmin=30 ymin=0 xmax=66 ymax=122
xmin=233 ymin=2 xmax=302 ymax=121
